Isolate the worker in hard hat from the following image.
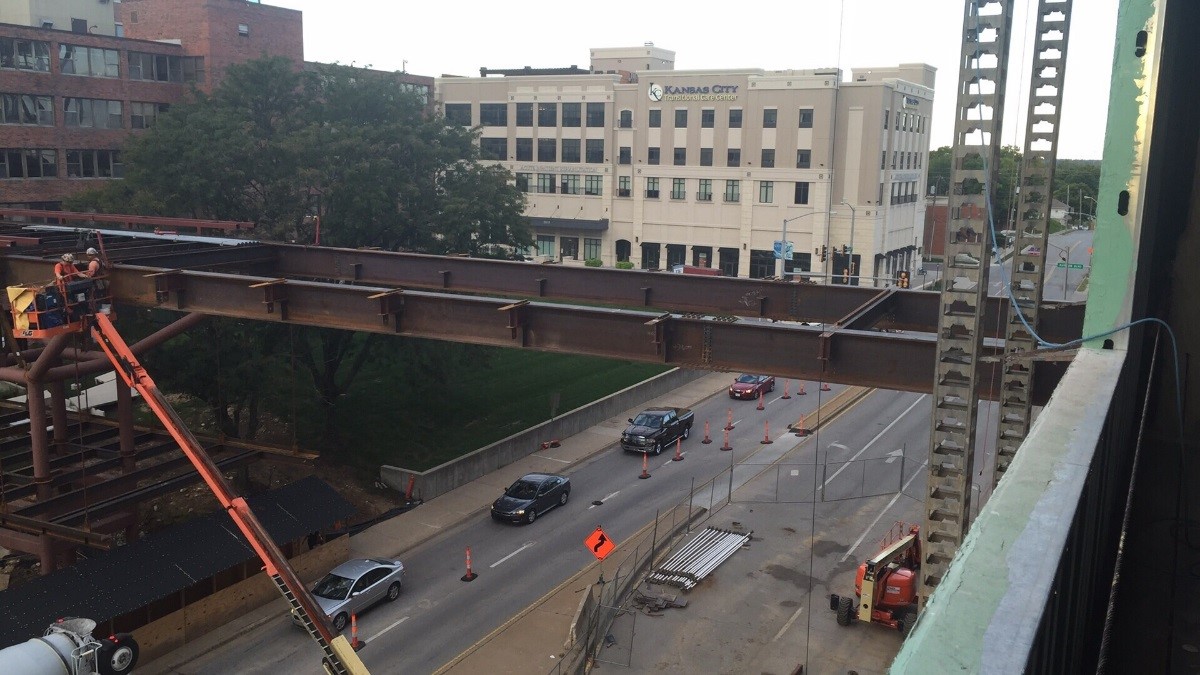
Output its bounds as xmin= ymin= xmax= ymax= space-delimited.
xmin=81 ymin=248 xmax=103 ymax=278
xmin=54 ymin=253 xmax=79 ymax=283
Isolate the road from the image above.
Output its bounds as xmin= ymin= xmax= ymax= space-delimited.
xmin=987 ymin=228 xmax=1095 ymax=300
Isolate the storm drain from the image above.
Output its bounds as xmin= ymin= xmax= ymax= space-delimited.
xmin=646 ymin=526 xmax=752 ymax=590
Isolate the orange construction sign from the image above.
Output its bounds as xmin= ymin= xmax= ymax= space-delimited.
xmin=585 ymin=526 xmax=616 ymax=560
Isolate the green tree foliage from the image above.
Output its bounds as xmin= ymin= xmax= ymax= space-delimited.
xmin=926 ymin=145 xmax=1040 ymax=230
xmin=1052 ymin=159 xmax=1101 ymax=222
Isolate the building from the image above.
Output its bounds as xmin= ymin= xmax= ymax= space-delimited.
xmin=437 ymin=46 xmax=935 ymax=285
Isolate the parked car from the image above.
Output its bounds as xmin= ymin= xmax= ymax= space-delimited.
xmin=491 ymin=473 xmax=571 ymax=524
xmin=728 ymin=374 xmax=775 ymax=400
xmin=620 ymin=407 xmax=694 ymax=454
xmin=291 ymin=558 xmax=405 ymax=632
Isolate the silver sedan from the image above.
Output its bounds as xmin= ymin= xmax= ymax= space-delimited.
xmin=292 ymin=557 xmax=405 ymax=632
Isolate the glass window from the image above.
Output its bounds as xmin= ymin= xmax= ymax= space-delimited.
xmin=727 ymin=148 xmax=741 ymax=167
xmin=648 ymin=147 xmax=660 ymax=165
xmin=794 ymin=181 xmax=810 ymax=205
xmin=1 ymin=94 xmax=54 ymax=126
xmin=516 ymin=138 xmax=533 ymax=161
xmin=60 ymin=45 xmax=120 ymax=78
xmin=759 ymin=181 xmax=774 ymax=203
xmin=799 ymin=109 xmax=814 ymax=128
xmin=671 ymin=178 xmax=686 ymax=200
xmin=561 ymin=174 xmax=580 ymax=195
xmin=127 ymin=52 xmax=202 ymax=83
xmin=584 ymin=238 xmax=602 ymax=260
xmin=560 ymin=236 xmax=579 ymax=260
xmin=618 ymin=109 xmax=632 ymax=128
xmin=561 ymin=102 xmax=581 ymax=127
xmin=66 ymin=149 xmax=121 ymax=178
xmin=797 ymin=149 xmax=811 ymax=169
xmin=619 ymin=146 xmax=631 ymax=165
xmin=480 ymin=137 xmax=507 ymax=160
xmin=729 ymin=109 xmax=742 ymax=128
xmin=648 ymin=109 xmax=661 ymax=128
xmin=645 ymin=177 xmax=660 ymax=199
xmin=673 ymin=147 xmax=686 ymax=166
xmin=479 ymin=103 xmax=507 ymax=126
xmin=617 ymin=175 xmax=631 ymax=197
xmin=515 ymin=172 xmax=531 ymax=192
xmin=516 ymin=103 xmax=533 ymax=127
xmin=585 ymin=175 xmax=603 ymax=195
xmin=701 ymin=109 xmax=714 ymax=128
xmin=1 ymin=38 xmax=51 ymax=72
xmin=130 ymin=101 xmax=169 ymax=129
xmin=763 ymin=108 xmax=777 ymax=128
xmin=538 ymin=102 xmax=557 ymax=126
xmin=64 ymin=98 xmax=123 ymax=129
xmin=586 ymin=139 xmax=604 ymax=163
xmin=538 ymin=138 xmax=556 ymax=162
xmin=537 ymin=173 xmax=556 ymax=193
xmin=586 ymin=102 xmax=605 ymax=127
xmin=749 ymin=250 xmax=775 ymax=279
xmin=697 ymin=179 xmax=712 ymax=202
xmin=1 ymin=148 xmax=56 ymax=178
xmin=761 ymin=149 xmax=775 ymax=168
xmin=674 ymin=109 xmax=687 ymax=127
xmin=536 ymin=235 xmax=555 ymax=257
xmin=883 ymin=109 xmax=890 ymax=129
xmin=700 ymin=148 xmax=713 ymax=166
xmin=561 ymin=139 xmax=580 ymax=163
xmin=444 ymin=103 xmax=471 ymax=126
xmin=724 ymin=180 xmax=740 ymax=203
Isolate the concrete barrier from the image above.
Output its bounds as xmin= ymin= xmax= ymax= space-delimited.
xmin=379 ymin=368 xmax=705 ymax=502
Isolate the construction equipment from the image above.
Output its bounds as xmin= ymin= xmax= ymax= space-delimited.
xmin=830 ymin=523 xmax=921 ymax=636
xmin=0 ymin=617 xmax=137 ymax=675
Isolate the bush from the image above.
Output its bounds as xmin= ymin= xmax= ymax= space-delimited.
xmin=584 ymin=258 xmax=603 ymax=267
xmin=615 ymin=260 xmax=635 ymax=269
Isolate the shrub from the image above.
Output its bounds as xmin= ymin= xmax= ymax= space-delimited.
xmin=615 ymin=260 xmax=635 ymax=270
xmin=584 ymin=258 xmax=603 ymax=267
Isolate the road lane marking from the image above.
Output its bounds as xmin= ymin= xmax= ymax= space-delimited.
xmin=772 ymin=605 xmax=806 ymax=642
xmin=829 ymin=442 xmax=849 ymax=452
xmin=884 ymin=448 xmax=904 ymax=464
xmin=824 ymin=395 xmax=926 ymax=487
xmin=366 ymin=615 xmax=408 ymax=643
xmin=839 ymin=459 xmax=928 ymax=563
xmin=490 ymin=542 xmax=535 ymax=568
xmin=588 ymin=491 xmax=620 ymax=509
xmin=532 ymin=454 xmax=571 ymax=464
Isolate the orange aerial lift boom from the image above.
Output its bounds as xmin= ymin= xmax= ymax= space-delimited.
xmin=830 ymin=523 xmax=921 ymax=636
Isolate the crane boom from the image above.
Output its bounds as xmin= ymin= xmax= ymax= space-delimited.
xmin=88 ymin=312 xmax=368 ymax=674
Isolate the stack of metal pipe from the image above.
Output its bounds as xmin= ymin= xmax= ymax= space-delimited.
xmin=646 ymin=526 xmax=752 ymax=590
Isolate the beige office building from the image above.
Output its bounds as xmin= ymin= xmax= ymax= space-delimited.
xmin=436 ymin=46 xmax=934 ymax=285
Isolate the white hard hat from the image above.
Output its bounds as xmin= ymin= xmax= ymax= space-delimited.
xmin=86 ymin=247 xmax=98 ymax=255
xmin=61 ymin=253 xmax=75 ymax=263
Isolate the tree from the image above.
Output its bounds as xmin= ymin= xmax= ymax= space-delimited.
xmin=925 ymin=145 xmax=1022 ymax=230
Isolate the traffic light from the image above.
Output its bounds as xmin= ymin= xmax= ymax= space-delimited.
xmin=842 ymin=244 xmax=850 ymax=254
xmin=816 ymin=245 xmax=827 ymax=262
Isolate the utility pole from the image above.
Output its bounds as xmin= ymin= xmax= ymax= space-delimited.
xmin=840 ymin=200 xmax=857 ymax=284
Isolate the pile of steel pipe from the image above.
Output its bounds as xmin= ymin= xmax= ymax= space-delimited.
xmin=647 ymin=526 xmax=752 ymax=590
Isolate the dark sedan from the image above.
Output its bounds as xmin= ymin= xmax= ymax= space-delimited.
xmin=729 ymin=374 xmax=775 ymax=400
xmin=491 ymin=473 xmax=571 ymax=525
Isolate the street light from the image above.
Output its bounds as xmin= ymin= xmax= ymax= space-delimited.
xmin=839 ymin=200 xmax=857 ymax=284
xmin=777 ymin=210 xmax=834 ymax=279
xmin=1083 ymin=195 xmax=1097 ymax=228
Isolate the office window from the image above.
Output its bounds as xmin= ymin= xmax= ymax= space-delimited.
xmin=515 ymin=172 xmax=531 ymax=192
xmin=749 ymin=250 xmax=775 ymax=279
xmin=586 ymin=102 xmax=605 ymax=127
xmin=881 ymin=151 xmax=887 ymax=170
xmin=586 ymin=139 xmax=604 ymax=163
xmin=66 ymin=149 xmax=122 ymax=178
xmin=883 ymin=110 xmax=890 ymax=129
xmin=692 ymin=246 xmax=714 ymax=268
xmin=674 ymin=109 xmax=687 ymax=127
xmin=701 ymin=109 xmax=714 ymax=128
xmin=796 ymin=149 xmax=811 ymax=169
xmin=516 ymin=103 xmax=533 ymax=127
xmin=648 ymin=147 xmax=660 ymax=165
xmin=619 ymin=146 xmax=631 ymax=165
xmin=794 ymin=181 xmax=810 ymax=205
xmin=480 ymin=137 xmax=507 ymax=160
xmin=584 ymin=238 xmax=602 ymax=261
xmin=479 ymin=103 xmax=507 ymax=126
xmin=561 ymin=139 xmax=581 ymax=163
xmin=562 ymin=103 xmax=581 ymax=127
xmin=617 ymin=175 xmax=631 ymax=197
xmin=538 ymin=102 xmax=557 ymax=126
xmin=64 ymin=98 xmax=123 ymax=129
xmin=538 ymin=138 xmax=557 ymax=162
xmin=0 ymin=38 xmax=51 ymax=72
xmin=127 ymin=52 xmax=203 ymax=83
xmin=536 ymin=234 xmax=555 ymax=257
xmin=724 ymin=180 xmax=741 ymax=203
xmin=130 ymin=101 xmax=169 ymax=129
xmin=673 ymin=147 xmax=686 ymax=166
xmin=1 ymin=94 xmax=53 ymax=126
xmin=799 ymin=108 xmax=814 ymax=128
xmin=585 ymin=175 xmax=603 ymax=195
xmin=759 ymin=181 xmax=774 ymax=203
xmin=619 ymin=109 xmax=633 ymax=128
xmin=516 ymin=138 xmax=533 ymax=161
xmin=561 ymin=174 xmax=580 ymax=195
xmin=700 ymin=148 xmax=713 ymax=166
xmin=444 ymin=103 xmax=471 ymax=126
xmin=763 ymin=108 xmax=777 ymax=128
xmin=1 ymin=148 xmax=56 ymax=178
xmin=645 ymin=177 xmax=660 ymax=199
xmin=727 ymin=148 xmax=741 ymax=167
xmin=697 ymin=179 xmax=713 ymax=202
xmin=59 ymin=45 xmax=120 ymax=78
xmin=729 ymin=109 xmax=742 ymax=128
xmin=761 ymin=149 xmax=775 ymax=168
xmin=537 ymin=173 xmax=556 ymax=193
xmin=671 ymin=178 xmax=686 ymax=200
xmin=649 ymin=109 xmax=661 ymax=128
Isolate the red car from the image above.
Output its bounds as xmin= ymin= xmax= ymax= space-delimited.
xmin=729 ymin=374 xmax=775 ymax=400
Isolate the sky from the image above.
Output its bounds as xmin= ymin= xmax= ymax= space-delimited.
xmin=269 ymin=0 xmax=1120 ymax=160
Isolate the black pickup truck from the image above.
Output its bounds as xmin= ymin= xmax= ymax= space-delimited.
xmin=620 ymin=407 xmax=694 ymax=455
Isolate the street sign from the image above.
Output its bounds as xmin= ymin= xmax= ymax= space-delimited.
xmin=585 ymin=526 xmax=615 ymax=560
xmin=773 ymin=240 xmax=794 ymax=261
xmin=1056 ymin=262 xmax=1085 ymax=269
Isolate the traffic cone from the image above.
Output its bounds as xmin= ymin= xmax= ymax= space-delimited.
xmin=639 ymin=452 xmax=652 ymax=479
xmin=351 ymin=614 xmax=363 ymax=650
xmin=756 ymin=390 xmax=765 ymax=411
xmin=795 ymin=414 xmax=810 ymax=437
xmin=781 ymin=380 xmax=792 ymax=399
xmin=820 ymin=381 xmax=832 ymax=392
xmin=461 ymin=546 xmax=478 ymax=582
xmin=672 ymin=438 xmax=684 ymax=461
xmin=720 ymin=427 xmax=732 ymax=452
xmin=724 ymin=408 xmax=735 ymax=431
xmin=761 ymin=420 xmax=774 ymax=444
xmin=701 ymin=420 xmax=713 ymax=444
xmin=798 ymin=382 xmax=807 ymax=396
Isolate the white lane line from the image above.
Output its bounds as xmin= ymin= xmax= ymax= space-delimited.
xmin=839 ymin=459 xmax=928 ymax=563
xmin=824 ymin=395 xmax=927 ymax=487
xmin=366 ymin=615 xmax=408 ymax=643
xmin=772 ymin=605 xmax=806 ymax=642
xmin=884 ymin=449 xmax=904 ymax=464
xmin=490 ymin=542 xmax=535 ymax=568
xmin=828 ymin=442 xmax=849 ymax=452
xmin=588 ymin=491 xmax=620 ymax=509
xmin=532 ymin=454 xmax=571 ymax=464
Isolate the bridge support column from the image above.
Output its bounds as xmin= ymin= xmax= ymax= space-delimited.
xmin=117 ymin=379 xmax=136 ymax=471
xmin=28 ymin=381 xmax=53 ymax=503
xmin=49 ymin=378 xmax=68 ymax=454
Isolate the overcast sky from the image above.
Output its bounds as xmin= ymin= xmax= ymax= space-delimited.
xmin=270 ymin=0 xmax=1119 ymax=160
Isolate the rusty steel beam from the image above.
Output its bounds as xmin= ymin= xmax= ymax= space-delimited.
xmin=0 ymin=208 xmax=254 ymax=233
xmin=0 ymin=512 xmax=114 ymax=549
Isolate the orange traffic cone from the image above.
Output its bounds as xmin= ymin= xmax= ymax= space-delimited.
xmin=760 ymin=420 xmax=773 ymax=444
xmin=757 ymin=390 xmax=765 ymax=411
xmin=720 ymin=427 xmax=732 ymax=452
xmin=781 ymin=380 xmax=792 ymax=399
xmin=639 ymin=452 xmax=652 ymax=479
xmin=701 ymin=420 xmax=713 ymax=444
xmin=672 ymin=438 xmax=684 ymax=462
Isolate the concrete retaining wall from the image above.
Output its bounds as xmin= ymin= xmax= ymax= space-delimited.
xmin=380 ymin=367 xmax=704 ymax=502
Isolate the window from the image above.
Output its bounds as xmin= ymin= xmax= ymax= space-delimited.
xmin=516 ymin=103 xmax=533 ymax=127
xmin=586 ymin=103 xmax=605 ymax=127
xmin=127 ymin=52 xmax=203 ymax=83
xmin=537 ymin=102 xmax=557 ymax=126
xmin=585 ymin=175 xmax=603 ymax=195
xmin=130 ymin=101 xmax=169 ymax=129
xmin=618 ymin=175 xmax=631 ymax=197
xmin=794 ymin=181 xmax=810 ymax=205
xmin=586 ymin=139 xmax=604 ymax=163
xmin=66 ymin=149 xmax=122 ymax=178
xmin=60 ymin=45 xmax=120 ymax=78
xmin=64 ymin=98 xmax=123 ymax=129
xmin=883 ymin=110 xmax=890 ymax=129
xmin=645 ymin=177 xmax=660 ymax=199
xmin=727 ymin=148 xmax=741 ymax=167
xmin=515 ymin=172 xmax=531 ymax=192
xmin=641 ymin=243 xmax=661 ymax=270
xmin=649 ymin=109 xmax=661 ymax=128
xmin=1 ymin=149 xmax=56 ymax=178
xmin=759 ymin=181 xmax=774 ymax=203
xmin=538 ymin=138 xmax=557 ymax=162
xmin=537 ymin=173 xmax=556 ymax=193
xmin=1 ymin=94 xmax=53 ymax=126
xmin=674 ymin=109 xmax=687 ymax=127
xmin=697 ymin=179 xmax=713 ymax=202
xmin=799 ymin=109 xmax=814 ymax=128
xmin=561 ymin=139 xmax=581 ymax=163
xmin=701 ymin=109 xmax=714 ymax=128
xmin=881 ymin=151 xmax=887 ymax=170
xmin=700 ymin=148 xmax=713 ymax=166
xmin=749 ymin=250 xmax=775 ymax=279
xmin=238 ymin=23 xmax=250 ymax=37
xmin=796 ymin=149 xmax=811 ymax=169
xmin=443 ymin=103 xmax=471 ymax=126
xmin=0 ymin=39 xmax=51 ymax=72
xmin=761 ymin=149 xmax=775 ymax=168
xmin=560 ymin=174 xmax=580 ymax=195
xmin=648 ymin=147 xmax=660 ymax=165
xmin=516 ymin=138 xmax=533 ymax=161
xmin=479 ymin=103 xmax=507 ymax=126
xmin=724 ymin=179 xmax=741 ymax=203
xmin=536 ymin=235 xmax=555 ymax=257
xmin=763 ymin=108 xmax=777 ymax=128
xmin=692 ymin=246 xmax=713 ymax=268
xmin=666 ymin=244 xmax=686 ymax=268
xmin=673 ymin=147 xmax=686 ymax=166
xmin=619 ymin=109 xmax=632 ymax=128
xmin=560 ymin=236 xmax=579 ymax=260
xmin=562 ymin=103 xmax=581 ymax=127
xmin=619 ymin=146 xmax=631 ymax=165
xmin=480 ymin=137 xmax=507 ymax=160
xmin=729 ymin=109 xmax=742 ymax=128
xmin=671 ymin=178 xmax=686 ymax=200
xmin=584 ymin=238 xmax=602 ymax=261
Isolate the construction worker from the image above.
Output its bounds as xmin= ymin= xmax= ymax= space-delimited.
xmin=81 ymin=247 xmax=103 ymax=278
xmin=53 ymin=253 xmax=78 ymax=283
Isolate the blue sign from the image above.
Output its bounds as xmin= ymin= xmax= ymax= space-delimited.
xmin=773 ymin=241 xmax=794 ymax=261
